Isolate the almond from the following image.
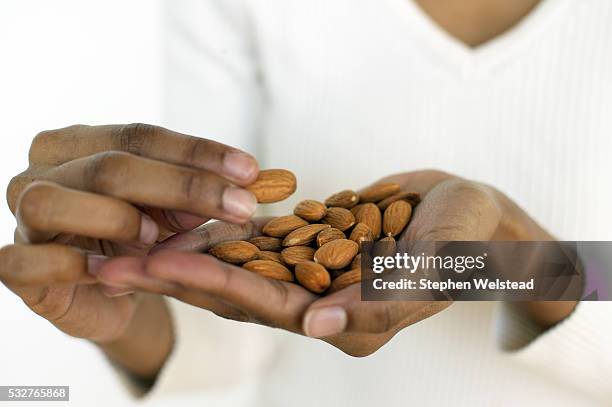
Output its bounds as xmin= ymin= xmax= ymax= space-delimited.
xmin=374 ymin=236 xmax=397 ymax=258
xmin=322 ymin=207 xmax=355 ymax=231
xmin=247 ymin=169 xmax=297 ymax=203
xmin=383 ymin=200 xmax=412 ymax=237
xmin=281 ymin=246 xmax=316 ymax=267
xmin=259 ymin=250 xmax=284 ymax=264
xmin=349 ymin=223 xmax=373 ymax=244
xmin=355 ymin=203 xmax=382 ymax=239
xmin=209 ymin=240 xmax=260 ymax=264
xmin=283 ymin=224 xmax=330 ymax=247
xmin=350 ymin=253 xmax=362 ymax=270
xmin=316 ymin=227 xmax=346 ymax=247
xmin=294 ymin=200 xmax=327 ymax=222
xmin=328 ymin=269 xmax=361 ymax=294
xmin=243 ymin=260 xmax=293 ymax=282
xmin=263 ymin=215 xmax=309 ymax=237
xmin=314 ymin=239 xmax=359 ymax=270
xmin=359 ymin=183 xmax=401 ymax=203
xmin=350 ymin=203 xmax=365 ymax=217
xmin=248 ymin=236 xmax=283 ymax=252
xmin=295 ymin=262 xmax=331 ymax=294
xmin=377 ymin=191 xmax=421 ymax=211
xmin=324 ymin=190 xmax=359 ymax=208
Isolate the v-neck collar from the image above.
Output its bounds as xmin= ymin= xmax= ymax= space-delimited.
xmin=385 ymin=0 xmax=571 ymax=77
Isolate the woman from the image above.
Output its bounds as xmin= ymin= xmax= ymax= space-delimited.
xmin=1 ymin=0 xmax=611 ymax=405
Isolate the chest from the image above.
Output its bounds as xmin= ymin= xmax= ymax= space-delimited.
xmin=250 ymin=0 xmax=612 ymax=239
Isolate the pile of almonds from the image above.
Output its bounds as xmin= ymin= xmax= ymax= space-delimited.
xmin=208 ymin=170 xmax=420 ymax=295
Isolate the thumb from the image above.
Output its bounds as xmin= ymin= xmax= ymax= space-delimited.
xmin=404 ymin=179 xmax=502 ymax=242
xmin=150 ymin=217 xmax=273 ymax=253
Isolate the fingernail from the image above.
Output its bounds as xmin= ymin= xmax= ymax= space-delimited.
xmin=87 ymin=255 xmax=109 ymax=276
xmin=102 ymin=286 xmax=135 ymax=298
xmin=303 ymin=306 xmax=347 ymax=338
xmin=223 ymin=151 xmax=258 ymax=182
xmin=139 ymin=214 xmax=159 ymax=245
xmin=222 ymin=187 xmax=257 ymax=220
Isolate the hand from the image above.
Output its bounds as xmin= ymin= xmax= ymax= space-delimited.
xmin=302 ymin=170 xmax=577 ymax=355
xmin=95 ymin=170 xmax=575 ymax=358
xmin=94 ymin=217 xmax=448 ymax=357
xmin=0 ymin=124 xmax=259 ymax=378
xmin=95 ymin=218 xmax=317 ymax=332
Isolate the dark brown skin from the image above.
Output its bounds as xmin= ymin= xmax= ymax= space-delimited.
xmin=98 ymin=170 xmax=578 ymax=358
xmin=415 ymin=0 xmax=542 ymax=47
xmin=0 ymin=123 xmax=260 ymax=380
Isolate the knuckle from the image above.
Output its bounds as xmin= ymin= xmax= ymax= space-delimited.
xmin=0 ymin=245 xmax=24 ymax=283
xmin=412 ymin=301 xmax=451 ymax=323
xmin=116 ymin=123 xmax=159 ymax=155
xmin=28 ymin=130 xmax=54 ymax=165
xmin=180 ymin=171 xmax=205 ymax=204
xmin=269 ymin=278 xmax=291 ymax=311
xmin=0 ymin=244 xmax=16 ymax=266
xmin=16 ymin=182 xmax=57 ymax=230
xmin=447 ymin=179 xmax=488 ymax=200
xmin=28 ymin=287 xmax=71 ymax=321
xmin=423 ymin=169 xmax=453 ymax=179
xmin=447 ymin=180 xmax=501 ymax=216
xmin=422 ymin=224 xmax=464 ymax=241
xmin=29 ymin=125 xmax=88 ymax=163
xmin=23 ymin=286 xmax=51 ymax=311
xmin=183 ymin=136 xmax=210 ymax=167
xmin=61 ymin=124 xmax=89 ymax=135
xmin=0 ymin=245 xmax=81 ymax=290
xmin=365 ymin=305 xmax=394 ymax=334
xmin=29 ymin=129 xmax=55 ymax=154
xmin=6 ymin=174 xmax=30 ymax=214
xmin=218 ymin=264 xmax=237 ymax=294
xmin=87 ymin=151 xmax=132 ymax=194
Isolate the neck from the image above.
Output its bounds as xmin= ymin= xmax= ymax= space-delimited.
xmin=413 ymin=0 xmax=542 ymax=47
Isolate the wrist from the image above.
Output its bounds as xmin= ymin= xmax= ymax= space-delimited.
xmin=97 ymin=294 xmax=174 ymax=381
xmin=487 ymin=186 xmax=554 ymax=241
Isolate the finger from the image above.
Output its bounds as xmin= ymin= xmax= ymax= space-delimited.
xmin=374 ymin=170 xmax=455 ymax=196
xmin=145 ymin=207 xmax=208 ymax=234
xmin=401 ymin=179 xmax=501 ymax=242
xmin=302 ymin=284 xmax=451 ymax=337
xmin=28 ymin=124 xmax=259 ymax=185
xmin=0 ymin=244 xmax=102 ymax=297
xmin=15 ymin=181 xmax=158 ymax=246
xmin=120 ymin=251 xmax=315 ymax=331
xmin=151 ymin=217 xmax=272 ymax=253
xmin=43 ymin=151 xmax=257 ymax=224
xmin=96 ymin=257 xmax=248 ymax=321
xmin=95 ymin=257 xmax=181 ymax=295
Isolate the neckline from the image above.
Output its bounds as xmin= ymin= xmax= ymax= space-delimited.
xmin=385 ymin=0 xmax=571 ymax=77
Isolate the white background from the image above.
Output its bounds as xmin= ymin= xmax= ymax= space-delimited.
xmin=0 ymin=1 xmax=163 ymax=405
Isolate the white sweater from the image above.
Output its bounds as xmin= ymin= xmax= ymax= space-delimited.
xmin=143 ymin=0 xmax=612 ymax=405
